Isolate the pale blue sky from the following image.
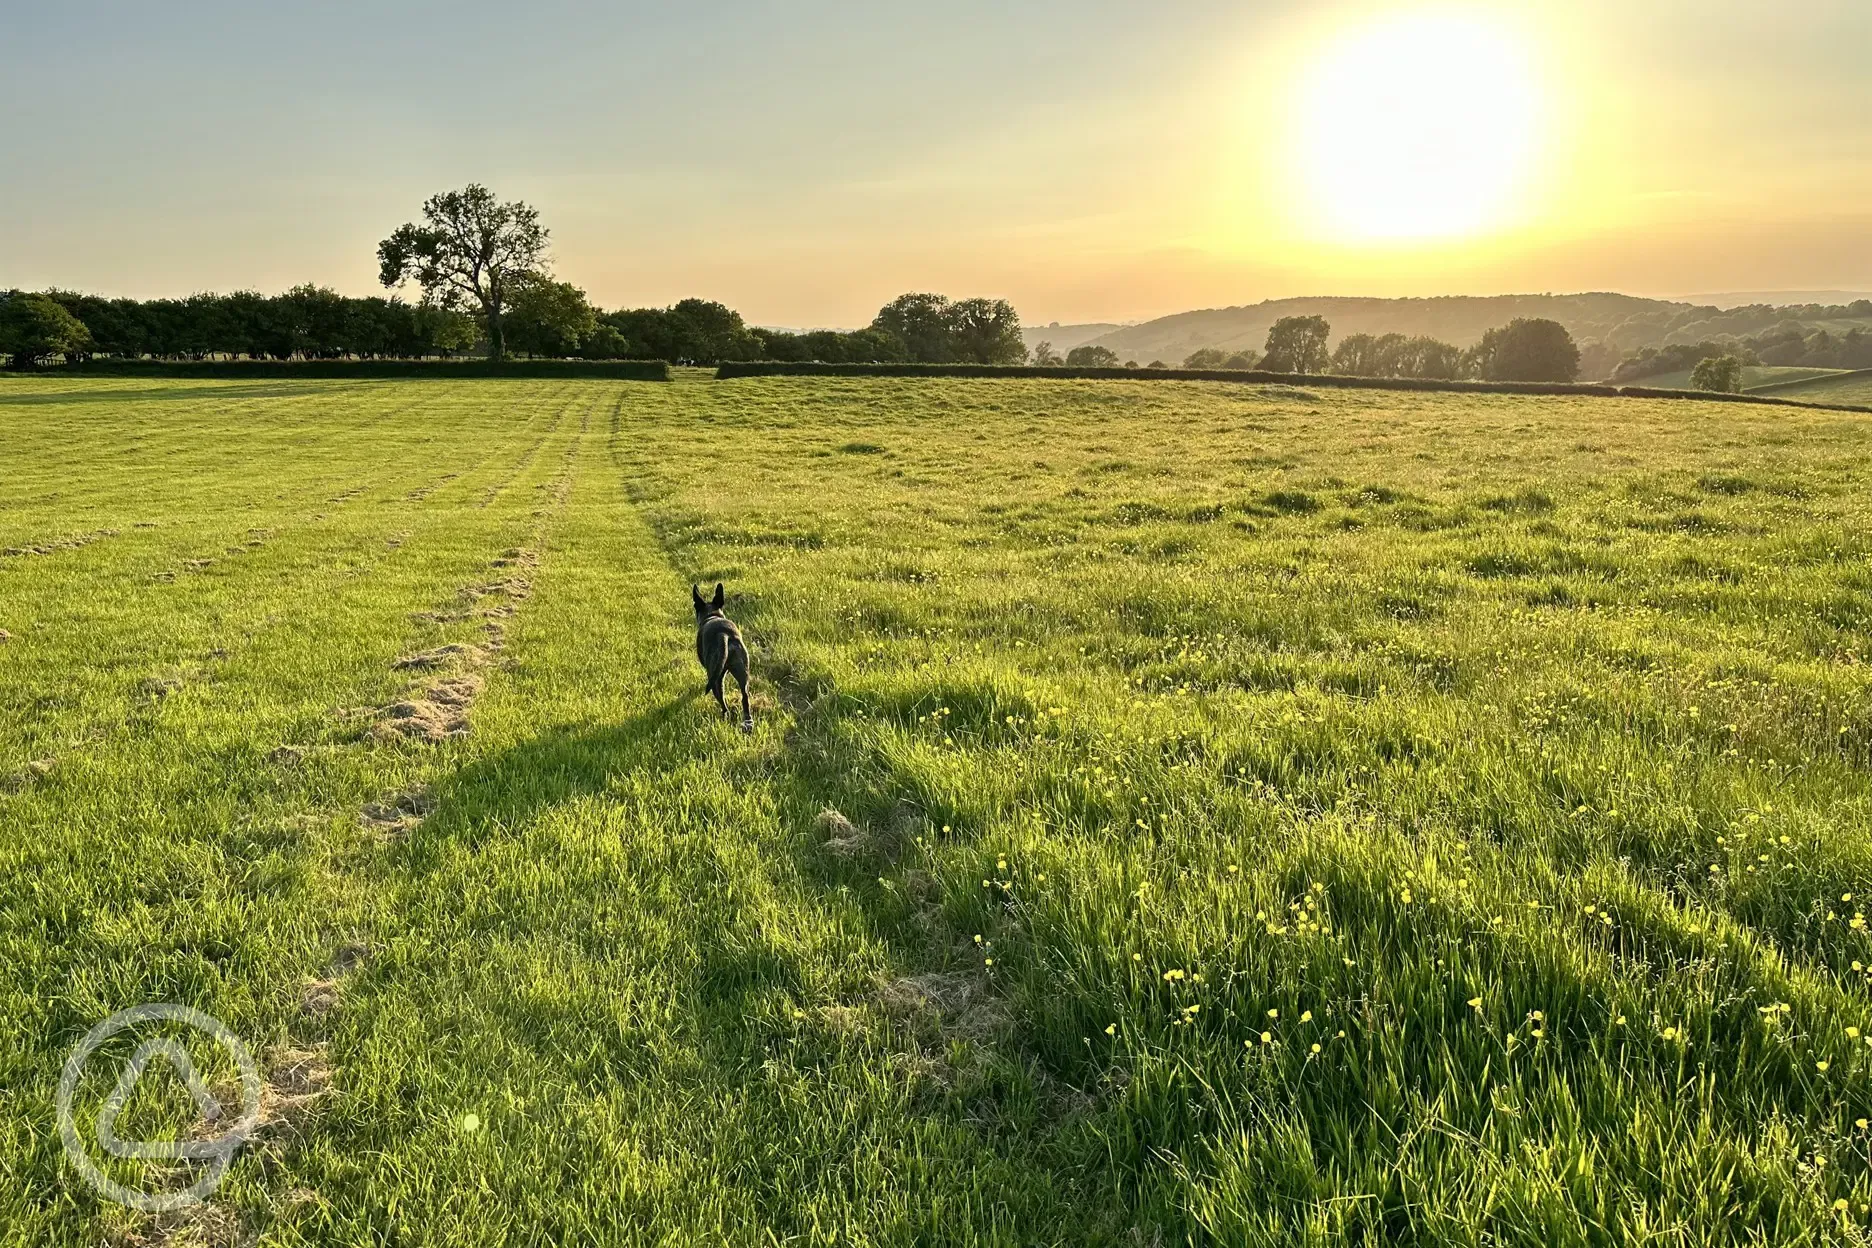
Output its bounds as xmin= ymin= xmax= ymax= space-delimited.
xmin=3 ymin=1 xmax=1867 ymax=324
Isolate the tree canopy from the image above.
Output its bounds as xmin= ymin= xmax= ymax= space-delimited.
xmin=1689 ymin=354 xmax=1745 ymax=393
xmin=378 ymin=184 xmax=549 ymax=361
xmin=1469 ymin=318 xmax=1581 ymax=383
xmin=870 ymin=293 xmax=1027 ymax=365
xmin=1329 ymin=332 xmax=1464 ymax=380
xmin=873 ymin=294 xmax=958 ymax=363
xmin=504 ymin=280 xmax=598 ymax=358
xmin=0 ymin=292 xmax=93 ymax=368
xmin=1181 ymin=347 xmax=1260 ymax=370
xmin=947 ymin=298 xmax=1026 ymax=365
xmin=1261 ymin=316 xmax=1332 ymax=374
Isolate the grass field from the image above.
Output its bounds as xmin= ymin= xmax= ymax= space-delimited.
xmin=1760 ymin=372 xmax=1872 ymax=407
xmin=1620 ymin=365 xmax=1848 ymax=393
xmin=5 ymin=373 xmax=1872 ymax=1245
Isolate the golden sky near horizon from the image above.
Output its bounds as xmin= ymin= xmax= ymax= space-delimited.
xmin=3 ymin=0 xmax=1867 ymax=325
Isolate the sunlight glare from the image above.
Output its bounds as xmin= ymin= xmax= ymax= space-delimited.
xmin=1292 ymin=11 xmax=1544 ymax=243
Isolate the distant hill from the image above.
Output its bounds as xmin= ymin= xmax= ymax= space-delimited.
xmin=1052 ymin=293 xmax=1872 ymax=369
xmin=1752 ymin=369 xmax=1872 ymax=405
xmin=1620 ymin=365 xmax=1849 ymax=393
xmin=1675 ymin=291 xmax=1872 ymax=310
xmin=1019 ymin=322 xmax=1125 ymax=355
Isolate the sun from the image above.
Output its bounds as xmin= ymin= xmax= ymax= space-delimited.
xmin=1291 ymin=11 xmax=1544 ymax=243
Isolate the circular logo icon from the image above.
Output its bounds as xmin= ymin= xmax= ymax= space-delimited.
xmin=57 ymin=1004 xmax=263 ymax=1212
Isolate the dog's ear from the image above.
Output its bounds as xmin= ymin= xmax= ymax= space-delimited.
xmin=691 ymin=583 xmax=704 ymax=607
xmin=711 ymin=583 xmax=725 ymax=609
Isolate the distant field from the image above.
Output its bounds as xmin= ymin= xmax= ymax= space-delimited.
xmin=6 ymin=375 xmax=1872 ymax=1244
xmin=1757 ymin=371 xmax=1872 ymax=407
xmin=1623 ymin=364 xmax=1848 ymax=392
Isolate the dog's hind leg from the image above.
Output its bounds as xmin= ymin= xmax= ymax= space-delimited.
xmin=708 ymin=632 xmax=733 ymax=718
xmin=733 ymin=674 xmax=752 ymax=732
xmin=728 ymin=645 xmax=753 ymax=732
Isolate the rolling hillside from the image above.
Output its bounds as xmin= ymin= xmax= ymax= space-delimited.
xmin=1623 ymin=366 xmax=1850 ymax=393
xmin=1018 ymin=322 xmax=1125 ymax=355
xmin=1753 ymin=369 xmax=1872 ymax=405
xmin=1046 ymin=293 xmax=1872 ymax=369
xmin=1067 ymin=294 xmax=1676 ymax=363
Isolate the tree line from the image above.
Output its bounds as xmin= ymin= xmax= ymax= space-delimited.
xmin=8 ymin=181 xmax=1809 ymax=388
xmin=1059 ymin=316 xmax=1587 ymax=384
xmin=1612 ymin=324 xmax=1872 ymax=386
xmin=0 ymin=282 xmax=1590 ymax=387
xmin=2 ymin=287 xmax=481 ymax=366
xmin=0 ymin=186 xmax=1034 ymax=369
xmin=0 ymin=286 xmax=1030 ymax=370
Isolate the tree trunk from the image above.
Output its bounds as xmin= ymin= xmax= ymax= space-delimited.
xmin=487 ymin=305 xmax=505 ymax=362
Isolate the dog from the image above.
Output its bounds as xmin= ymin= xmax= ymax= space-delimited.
xmin=692 ymin=582 xmax=753 ymax=732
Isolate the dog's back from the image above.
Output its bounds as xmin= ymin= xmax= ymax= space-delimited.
xmin=696 ymin=613 xmax=741 ymax=677
xmin=692 ymin=582 xmax=753 ymax=731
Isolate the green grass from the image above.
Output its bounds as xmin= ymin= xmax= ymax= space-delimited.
xmin=1623 ymin=365 xmax=1847 ymax=392
xmin=1759 ymin=372 xmax=1872 ymax=406
xmin=5 ymin=373 xmax=1872 ymax=1245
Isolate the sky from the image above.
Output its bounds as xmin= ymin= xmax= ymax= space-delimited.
xmin=2 ymin=0 xmax=1867 ymax=327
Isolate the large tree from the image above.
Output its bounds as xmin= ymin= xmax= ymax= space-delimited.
xmin=1065 ymin=344 xmax=1121 ymax=368
xmin=946 ymin=297 xmax=1026 ymax=365
xmin=1689 ymin=354 xmax=1744 ymax=393
xmin=667 ymin=298 xmax=763 ymax=362
xmin=378 ymin=184 xmax=549 ymax=361
xmin=1329 ymin=333 xmax=1385 ymax=377
xmin=1393 ymin=335 xmax=1464 ymax=380
xmin=1262 ymin=315 xmax=1332 ymax=374
xmin=503 ymin=279 xmax=597 ymax=358
xmin=872 ymin=293 xmax=956 ymax=363
xmin=1469 ymin=318 xmax=1581 ymax=383
xmin=0 ymin=292 xmax=92 ymax=368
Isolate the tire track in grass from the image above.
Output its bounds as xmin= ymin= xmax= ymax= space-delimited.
xmin=120 ymin=392 xmax=605 ymax=1242
xmin=179 ymin=400 xmax=596 ymax=1242
xmin=254 ymin=397 xmax=1098 ymax=1243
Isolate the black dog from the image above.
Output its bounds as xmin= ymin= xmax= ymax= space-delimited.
xmin=692 ymin=582 xmax=753 ymax=732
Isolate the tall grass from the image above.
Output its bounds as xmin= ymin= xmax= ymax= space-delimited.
xmin=3 ymin=373 xmax=1870 ymax=1244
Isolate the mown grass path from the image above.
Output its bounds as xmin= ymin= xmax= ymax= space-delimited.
xmin=4 ymin=374 xmax=1872 ymax=1245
